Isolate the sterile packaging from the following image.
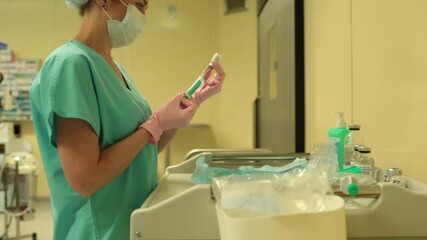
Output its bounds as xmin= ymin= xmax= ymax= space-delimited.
xmin=213 ymin=168 xmax=346 ymax=240
xmin=212 ymin=168 xmax=333 ymax=215
xmin=191 ymin=155 xmax=307 ymax=184
xmin=212 ymin=173 xmax=280 ymax=214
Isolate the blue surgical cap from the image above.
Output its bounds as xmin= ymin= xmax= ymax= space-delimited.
xmin=65 ymin=0 xmax=90 ymax=9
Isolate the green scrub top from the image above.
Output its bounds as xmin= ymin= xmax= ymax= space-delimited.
xmin=29 ymin=40 xmax=158 ymax=240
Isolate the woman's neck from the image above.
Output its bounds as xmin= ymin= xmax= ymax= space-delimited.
xmin=74 ymin=9 xmax=112 ymax=60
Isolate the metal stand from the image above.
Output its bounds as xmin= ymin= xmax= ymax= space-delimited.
xmin=1 ymin=161 xmax=37 ymax=240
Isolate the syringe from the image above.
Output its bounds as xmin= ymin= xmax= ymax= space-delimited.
xmin=184 ymin=53 xmax=222 ymax=99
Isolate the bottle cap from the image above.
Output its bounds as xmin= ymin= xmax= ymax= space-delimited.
xmin=386 ymin=168 xmax=402 ymax=177
xmin=347 ymin=183 xmax=359 ymax=196
xmin=340 ymin=175 xmax=360 ymax=196
xmin=358 ymin=146 xmax=371 ymax=153
xmin=348 ymin=124 xmax=361 ymax=130
xmin=353 ymin=144 xmax=363 ymax=151
xmin=211 ymin=53 xmax=222 ymax=62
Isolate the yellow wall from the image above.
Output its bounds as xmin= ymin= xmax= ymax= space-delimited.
xmin=1 ymin=0 xmax=83 ymax=198
xmin=0 ymin=0 xmax=258 ymax=197
xmin=159 ymin=0 xmax=258 ymax=173
xmin=305 ymin=0 xmax=427 ymax=182
xmin=304 ymin=0 xmax=352 ymax=146
xmin=213 ymin=0 xmax=258 ymax=148
xmin=4 ymin=0 xmax=427 ymax=197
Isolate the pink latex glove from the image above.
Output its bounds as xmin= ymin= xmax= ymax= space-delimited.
xmin=140 ymin=92 xmax=198 ymax=144
xmin=193 ymin=61 xmax=226 ymax=105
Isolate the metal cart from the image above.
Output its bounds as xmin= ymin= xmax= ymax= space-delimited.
xmin=131 ymin=149 xmax=427 ymax=240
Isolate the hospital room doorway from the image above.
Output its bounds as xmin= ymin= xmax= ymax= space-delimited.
xmin=256 ymin=0 xmax=305 ymax=153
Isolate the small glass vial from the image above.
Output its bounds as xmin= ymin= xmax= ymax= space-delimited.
xmin=384 ymin=168 xmax=406 ymax=187
xmin=354 ymin=146 xmax=375 ymax=177
xmin=349 ymin=145 xmax=362 ymax=167
xmin=344 ymin=124 xmax=364 ymax=168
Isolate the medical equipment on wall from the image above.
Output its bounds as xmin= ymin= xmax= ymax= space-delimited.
xmin=184 ymin=53 xmax=222 ymax=100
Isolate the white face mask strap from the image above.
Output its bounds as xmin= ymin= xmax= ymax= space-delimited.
xmin=101 ymin=0 xmax=128 ymax=20
xmin=119 ymin=0 xmax=128 ymax=7
xmin=102 ymin=7 xmax=113 ymax=20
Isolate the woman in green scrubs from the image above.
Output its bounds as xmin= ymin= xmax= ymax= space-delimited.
xmin=29 ymin=0 xmax=225 ymax=239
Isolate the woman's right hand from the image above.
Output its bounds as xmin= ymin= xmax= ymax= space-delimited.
xmin=140 ymin=92 xmax=198 ymax=144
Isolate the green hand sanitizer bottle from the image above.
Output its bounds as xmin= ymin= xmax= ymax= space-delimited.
xmin=328 ymin=112 xmax=349 ymax=170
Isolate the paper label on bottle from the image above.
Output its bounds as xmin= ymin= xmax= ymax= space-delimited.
xmin=355 ymin=164 xmax=372 ymax=176
xmin=328 ymin=137 xmax=340 ymax=166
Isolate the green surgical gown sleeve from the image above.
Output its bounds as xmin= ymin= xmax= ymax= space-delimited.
xmin=46 ymin=52 xmax=101 ymax=145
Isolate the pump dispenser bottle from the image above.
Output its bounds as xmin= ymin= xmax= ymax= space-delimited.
xmin=328 ymin=112 xmax=349 ymax=170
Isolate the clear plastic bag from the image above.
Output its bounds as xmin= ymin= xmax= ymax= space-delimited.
xmin=274 ymin=168 xmax=333 ymax=214
xmin=212 ymin=168 xmax=333 ymax=215
xmin=308 ymin=142 xmax=338 ymax=178
xmin=213 ymin=173 xmax=280 ymax=214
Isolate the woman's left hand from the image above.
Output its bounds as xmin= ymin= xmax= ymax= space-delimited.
xmin=193 ymin=61 xmax=226 ymax=105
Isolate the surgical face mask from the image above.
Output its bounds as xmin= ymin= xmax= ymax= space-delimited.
xmin=103 ymin=0 xmax=146 ymax=48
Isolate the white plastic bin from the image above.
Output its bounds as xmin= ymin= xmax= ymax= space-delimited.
xmin=216 ymin=195 xmax=346 ymax=240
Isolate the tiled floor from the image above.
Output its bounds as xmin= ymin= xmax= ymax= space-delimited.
xmin=0 ymin=200 xmax=53 ymax=240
